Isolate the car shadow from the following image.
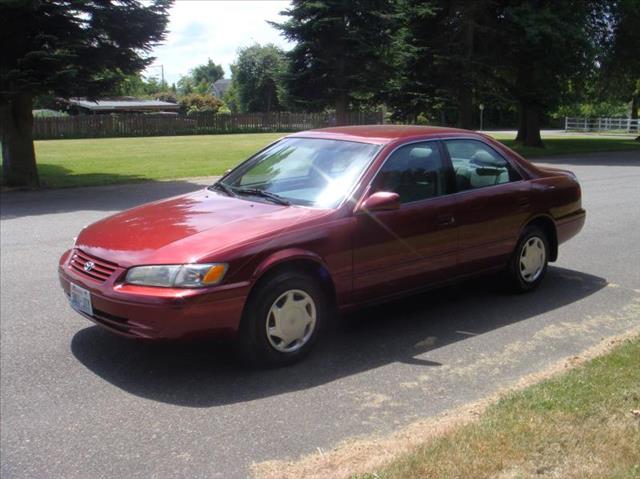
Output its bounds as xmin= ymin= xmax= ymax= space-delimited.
xmin=70 ymin=266 xmax=608 ymax=408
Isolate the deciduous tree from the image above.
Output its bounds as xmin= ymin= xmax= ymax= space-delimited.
xmin=388 ymin=0 xmax=610 ymax=146
xmin=599 ymin=0 xmax=640 ymax=126
xmin=177 ymin=59 xmax=224 ymax=96
xmin=487 ymin=0 xmax=608 ymax=147
xmin=230 ymin=44 xmax=288 ymax=113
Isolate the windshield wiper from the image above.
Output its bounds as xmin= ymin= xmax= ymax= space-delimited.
xmin=209 ymin=181 xmax=236 ymax=197
xmin=235 ymin=187 xmax=291 ymax=206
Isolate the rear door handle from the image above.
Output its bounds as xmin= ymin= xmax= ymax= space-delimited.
xmin=437 ymin=215 xmax=456 ymax=226
xmin=516 ymin=196 xmax=530 ymax=207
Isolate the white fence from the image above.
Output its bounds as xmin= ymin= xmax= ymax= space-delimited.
xmin=565 ymin=117 xmax=639 ymax=133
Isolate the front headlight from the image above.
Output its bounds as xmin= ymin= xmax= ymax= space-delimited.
xmin=125 ymin=263 xmax=227 ymax=288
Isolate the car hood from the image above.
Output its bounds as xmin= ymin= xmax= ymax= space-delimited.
xmin=75 ymin=189 xmax=332 ymax=267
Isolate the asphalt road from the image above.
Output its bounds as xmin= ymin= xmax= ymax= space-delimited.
xmin=2 ymin=150 xmax=639 ymax=479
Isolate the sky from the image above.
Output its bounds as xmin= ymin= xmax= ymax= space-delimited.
xmin=144 ymin=1 xmax=293 ymax=85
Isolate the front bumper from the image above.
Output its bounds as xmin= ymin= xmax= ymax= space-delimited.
xmin=58 ymin=250 xmax=250 ymax=340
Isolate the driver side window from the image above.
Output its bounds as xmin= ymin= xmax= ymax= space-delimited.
xmin=371 ymin=142 xmax=448 ymax=204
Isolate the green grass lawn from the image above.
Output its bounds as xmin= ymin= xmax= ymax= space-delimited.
xmin=33 ymin=133 xmax=284 ymax=188
xmin=494 ymin=134 xmax=640 ymax=158
xmin=10 ymin=131 xmax=640 ymax=188
xmin=355 ymin=336 xmax=640 ymax=479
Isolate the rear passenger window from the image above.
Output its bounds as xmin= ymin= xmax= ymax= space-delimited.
xmin=372 ymin=142 xmax=447 ymax=203
xmin=444 ymin=140 xmax=521 ymax=192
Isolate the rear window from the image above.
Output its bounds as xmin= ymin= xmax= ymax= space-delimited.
xmin=444 ymin=140 xmax=521 ymax=191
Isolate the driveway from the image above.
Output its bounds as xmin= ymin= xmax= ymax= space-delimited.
xmin=1 ymin=150 xmax=639 ymax=478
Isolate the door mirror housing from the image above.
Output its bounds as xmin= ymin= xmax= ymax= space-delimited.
xmin=358 ymin=191 xmax=401 ymax=213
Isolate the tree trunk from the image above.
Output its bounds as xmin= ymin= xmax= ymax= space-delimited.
xmin=265 ymin=85 xmax=272 ymax=114
xmin=458 ymin=87 xmax=473 ymax=130
xmin=515 ymin=101 xmax=544 ymax=147
xmin=458 ymin=5 xmax=475 ymax=130
xmin=524 ymin=104 xmax=544 ymax=147
xmin=1 ymin=93 xmax=39 ymax=187
xmin=515 ymin=103 xmax=526 ymax=143
xmin=335 ymin=94 xmax=348 ymax=126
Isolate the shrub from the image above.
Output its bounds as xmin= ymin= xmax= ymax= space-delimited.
xmin=179 ymin=93 xmax=223 ymax=114
xmin=155 ymin=91 xmax=178 ymax=104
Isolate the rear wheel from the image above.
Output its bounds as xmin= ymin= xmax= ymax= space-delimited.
xmin=236 ymin=270 xmax=326 ymax=367
xmin=507 ymin=226 xmax=549 ymax=292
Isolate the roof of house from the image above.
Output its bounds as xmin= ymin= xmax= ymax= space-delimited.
xmin=212 ymin=79 xmax=231 ymax=96
xmin=67 ymin=97 xmax=179 ymax=112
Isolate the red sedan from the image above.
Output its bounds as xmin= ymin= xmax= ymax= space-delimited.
xmin=59 ymin=125 xmax=585 ymax=366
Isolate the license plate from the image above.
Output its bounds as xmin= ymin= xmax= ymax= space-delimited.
xmin=69 ymin=283 xmax=93 ymax=316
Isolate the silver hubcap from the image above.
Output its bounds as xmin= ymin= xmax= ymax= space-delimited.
xmin=266 ymin=289 xmax=317 ymax=353
xmin=519 ymin=236 xmax=546 ymax=282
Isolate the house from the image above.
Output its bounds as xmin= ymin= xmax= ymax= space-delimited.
xmin=211 ymin=79 xmax=231 ymax=99
xmin=65 ymin=97 xmax=180 ymax=115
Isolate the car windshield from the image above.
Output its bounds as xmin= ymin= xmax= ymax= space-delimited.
xmin=214 ymin=138 xmax=381 ymax=208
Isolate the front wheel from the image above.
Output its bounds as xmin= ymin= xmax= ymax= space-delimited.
xmin=236 ymin=270 xmax=326 ymax=367
xmin=507 ymin=226 xmax=549 ymax=292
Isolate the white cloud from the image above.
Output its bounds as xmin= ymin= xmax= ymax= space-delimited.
xmin=144 ymin=0 xmax=293 ymax=85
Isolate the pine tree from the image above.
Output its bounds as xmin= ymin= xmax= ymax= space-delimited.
xmin=0 ymin=0 xmax=172 ymax=187
xmin=272 ymin=0 xmax=397 ymax=124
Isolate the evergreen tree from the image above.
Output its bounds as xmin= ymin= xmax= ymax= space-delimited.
xmin=0 ymin=0 xmax=172 ymax=187
xmin=273 ymin=0 xmax=397 ymax=124
xmin=385 ymin=0 xmax=487 ymax=128
xmin=0 ymin=0 xmax=171 ymax=186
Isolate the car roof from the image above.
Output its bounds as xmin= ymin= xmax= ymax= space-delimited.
xmin=286 ymin=124 xmax=475 ymax=145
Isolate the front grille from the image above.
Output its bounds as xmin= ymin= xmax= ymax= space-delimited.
xmin=69 ymin=249 xmax=118 ymax=283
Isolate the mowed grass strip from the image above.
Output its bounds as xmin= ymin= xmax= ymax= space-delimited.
xmin=355 ymin=337 xmax=640 ymax=479
xmin=494 ymin=134 xmax=640 ymax=158
xmin=19 ymin=132 xmax=640 ymax=188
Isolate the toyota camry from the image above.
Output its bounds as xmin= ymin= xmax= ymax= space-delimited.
xmin=59 ymin=125 xmax=585 ymax=366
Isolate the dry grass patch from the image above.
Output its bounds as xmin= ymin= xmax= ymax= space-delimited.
xmin=359 ymin=335 xmax=640 ymax=479
xmin=252 ymin=328 xmax=640 ymax=479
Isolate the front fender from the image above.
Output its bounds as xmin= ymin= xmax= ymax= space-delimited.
xmin=251 ymin=248 xmax=328 ymax=282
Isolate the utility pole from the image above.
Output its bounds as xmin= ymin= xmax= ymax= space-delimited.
xmin=479 ymin=103 xmax=485 ymax=131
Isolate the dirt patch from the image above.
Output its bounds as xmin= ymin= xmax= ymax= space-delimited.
xmin=252 ymin=327 xmax=640 ymax=479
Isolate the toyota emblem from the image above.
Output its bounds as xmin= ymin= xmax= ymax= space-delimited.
xmin=84 ymin=261 xmax=95 ymax=272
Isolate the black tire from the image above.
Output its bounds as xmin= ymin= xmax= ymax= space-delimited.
xmin=236 ymin=270 xmax=326 ymax=367
xmin=507 ymin=225 xmax=550 ymax=293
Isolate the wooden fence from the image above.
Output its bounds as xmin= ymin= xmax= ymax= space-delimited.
xmin=33 ymin=111 xmax=384 ymax=140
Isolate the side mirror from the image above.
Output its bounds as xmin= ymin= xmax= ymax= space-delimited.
xmin=358 ymin=191 xmax=400 ymax=213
